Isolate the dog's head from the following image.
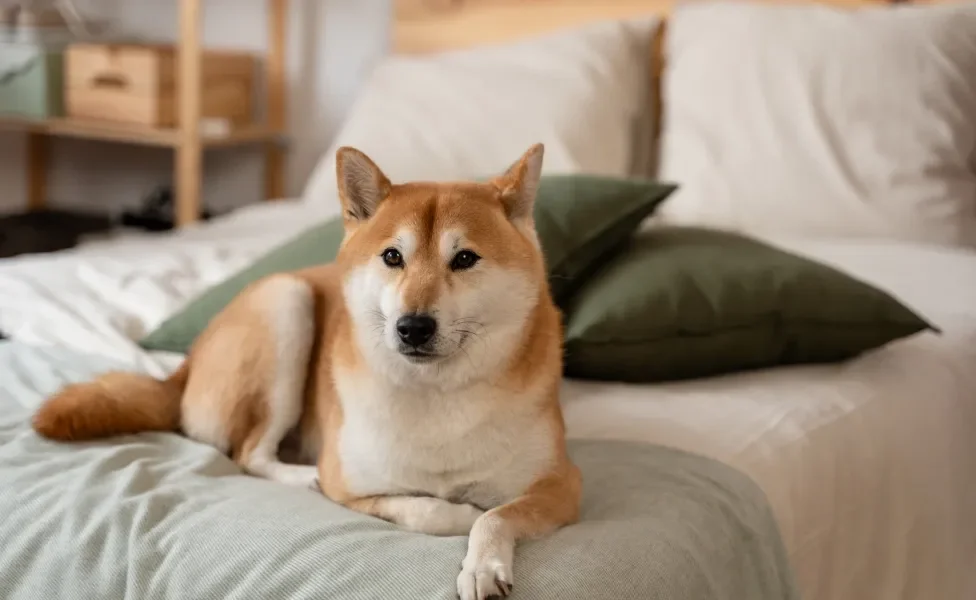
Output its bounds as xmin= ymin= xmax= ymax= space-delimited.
xmin=334 ymin=144 xmax=549 ymax=388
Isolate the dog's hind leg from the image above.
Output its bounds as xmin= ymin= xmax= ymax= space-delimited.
xmin=238 ymin=275 xmax=320 ymax=488
xmin=184 ymin=274 xmax=319 ymax=489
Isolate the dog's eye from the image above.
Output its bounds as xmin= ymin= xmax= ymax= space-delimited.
xmin=450 ymin=250 xmax=480 ymax=271
xmin=381 ymin=248 xmax=403 ymax=268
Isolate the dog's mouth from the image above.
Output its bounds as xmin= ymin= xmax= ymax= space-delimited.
xmin=398 ymin=348 xmax=443 ymax=364
xmin=397 ymin=329 xmax=477 ymax=364
xmin=393 ymin=327 xmax=477 ymax=365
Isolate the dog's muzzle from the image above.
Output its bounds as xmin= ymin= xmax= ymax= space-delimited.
xmin=395 ymin=313 xmax=441 ymax=362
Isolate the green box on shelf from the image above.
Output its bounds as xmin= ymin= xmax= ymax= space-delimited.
xmin=0 ymin=41 xmax=64 ymax=119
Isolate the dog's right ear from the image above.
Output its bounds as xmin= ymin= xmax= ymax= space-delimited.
xmin=492 ymin=143 xmax=544 ymax=223
xmin=336 ymin=147 xmax=391 ymax=222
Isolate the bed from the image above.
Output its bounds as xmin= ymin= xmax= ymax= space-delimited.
xmin=2 ymin=1 xmax=975 ymax=599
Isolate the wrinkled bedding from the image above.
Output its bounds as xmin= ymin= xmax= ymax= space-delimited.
xmin=0 ymin=201 xmax=974 ymax=600
xmin=0 ymin=342 xmax=798 ymax=600
xmin=0 ymin=200 xmax=329 ymax=374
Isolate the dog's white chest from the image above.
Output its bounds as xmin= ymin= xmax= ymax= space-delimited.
xmin=335 ymin=374 xmax=554 ymax=509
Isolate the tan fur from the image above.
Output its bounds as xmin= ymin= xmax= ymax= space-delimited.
xmin=31 ymin=143 xmax=580 ymax=600
xmin=32 ymin=363 xmax=187 ymax=441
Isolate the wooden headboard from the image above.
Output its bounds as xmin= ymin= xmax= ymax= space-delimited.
xmin=393 ymin=0 xmax=899 ymax=55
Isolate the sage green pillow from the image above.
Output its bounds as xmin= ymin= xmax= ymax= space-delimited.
xmin=140 ymin=174 xmax=677 ymax=354
xmin=562 ymin=227 xmax=937 ymax=383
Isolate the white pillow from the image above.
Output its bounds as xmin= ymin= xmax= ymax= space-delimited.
xmin=654 ymin=1 xmax=976 ymax=247
xmin=302 ymin=17 xmax=659 ymax=210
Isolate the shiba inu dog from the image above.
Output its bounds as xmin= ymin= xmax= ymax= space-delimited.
xmin=32 ymin=143 xmax=582 ymax=600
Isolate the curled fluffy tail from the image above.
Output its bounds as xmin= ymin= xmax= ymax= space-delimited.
xmin=32 ymin=363 xmax=189 ymax=441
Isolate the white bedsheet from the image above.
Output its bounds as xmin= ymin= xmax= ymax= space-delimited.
xmin=0 ymin=200 xmax=328 ymax=375
xmin=0 ymin=202 xmax=974 ymax=600
xmin=562 ymin=237 xmax=976 ymax=600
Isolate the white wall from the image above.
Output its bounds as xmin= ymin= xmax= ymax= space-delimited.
xmin=0 ymin=0 xmax=391 ymax=215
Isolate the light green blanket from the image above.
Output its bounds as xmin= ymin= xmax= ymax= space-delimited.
xmin=0 ymin=342 xmax=799 ymax=599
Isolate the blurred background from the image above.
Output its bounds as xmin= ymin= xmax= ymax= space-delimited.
xmin=0 ymin=0 xmax=388 ymax=227
xmin=0 ymin=3 xmax=974 ymax=600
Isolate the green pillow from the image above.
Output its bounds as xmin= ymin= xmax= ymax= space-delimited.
xmin=562 ymin=226 xmax=937 ymax=383
xmin=141 ymin=217 xmax=347 ymax=355
xmin=140 ymin=174 xmax=677 ymax=354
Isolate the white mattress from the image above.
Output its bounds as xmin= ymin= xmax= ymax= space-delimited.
xmin=1 ymin=201 xmax=974 ymax=600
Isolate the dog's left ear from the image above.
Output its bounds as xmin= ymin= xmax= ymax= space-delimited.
xmin=336 ymin=146 xmax=392 ymax=222
xmin=493 ymin=143 xmax=544 ymax=222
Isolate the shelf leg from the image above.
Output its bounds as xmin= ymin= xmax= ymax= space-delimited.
xmin=264 ymin=0 xmax=288 ymax=201
xmin=264 ymin=138 xmax=285 ymax=201
xmin=26 ymin=133 xmax=47 ymax=212
xmin=176 ymin=0 xmax=203 ymax=227
xmin=175 ymin=144 xmax=202 ymax=227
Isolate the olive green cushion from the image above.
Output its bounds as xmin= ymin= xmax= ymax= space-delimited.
xmin=140 ymin=175 xmax=676 ymax=355
xmin=562 ymin=227 xmax=937 ymax=383
xmin=140 ymin=217 xmax=347 ymax=355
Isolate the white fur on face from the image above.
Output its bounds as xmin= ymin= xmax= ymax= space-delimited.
xmin=377 ymin=231 xmax=413 ymax=344
xmin=439 ymin=229 xmax=462 ymax=262
xmin=395 ymin=227 xmax=418 ymax=262
xmin=342 ymin=227 xmax=538 ymax=391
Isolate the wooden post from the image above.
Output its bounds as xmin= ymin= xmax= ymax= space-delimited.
xmin=26 ymin=133 xmax=47 ymax=211
xmin=264 ymin=0 xmax=288 ymax=201
xmin=175 ymin=0 xmax=203 ymax=227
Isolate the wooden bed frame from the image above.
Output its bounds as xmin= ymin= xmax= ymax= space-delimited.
xmin=392 ymin=0 xmax=901 ymax=54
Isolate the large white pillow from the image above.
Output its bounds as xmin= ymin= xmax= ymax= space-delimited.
xmin=654 ymin=1 xmax=976 ymax=247
xmin=302 ymin=17 xmax=659 ymax=209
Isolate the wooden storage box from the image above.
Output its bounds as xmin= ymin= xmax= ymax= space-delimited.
xmin=64 ymin=43 xmax=255 ymax=128
xmin=0 ymin=41 xmax=64 ymax=119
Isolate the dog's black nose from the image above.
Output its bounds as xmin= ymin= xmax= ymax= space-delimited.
xmin=396 ymin=314 xmax=437 ymax=347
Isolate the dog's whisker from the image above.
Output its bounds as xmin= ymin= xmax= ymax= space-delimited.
xmin=446 ymin=331 xmax=477 ymax=370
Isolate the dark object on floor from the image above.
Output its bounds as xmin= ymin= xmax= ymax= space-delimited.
xmin=0 ymin=209 xmax=114 ymax=259
xmin=120 ymin=186 xmax=214 ymax=232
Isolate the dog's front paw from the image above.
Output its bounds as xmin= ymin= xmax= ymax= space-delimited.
xmin=456 ymin=553 xmax=513 ymax=600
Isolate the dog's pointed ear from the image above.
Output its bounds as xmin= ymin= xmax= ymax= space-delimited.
xmin=493 ymin=143 xmax=544 ymax=222
xmin=336 ymin=147 xmax=392 ymax=222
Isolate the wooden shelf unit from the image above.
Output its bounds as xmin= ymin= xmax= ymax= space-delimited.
xmin=2 ymin=0 xmax=290 ymax=227
xmin=0 ymin=116 xmax=284 ymax=147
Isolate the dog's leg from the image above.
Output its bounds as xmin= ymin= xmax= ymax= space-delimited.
xmin=233 ymin=275 xmax=319 ymax=489
xmin=345 ymin=496 xmax=485 ymax=536
xmin=456 ymin=466 xmax=582 ymax=600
